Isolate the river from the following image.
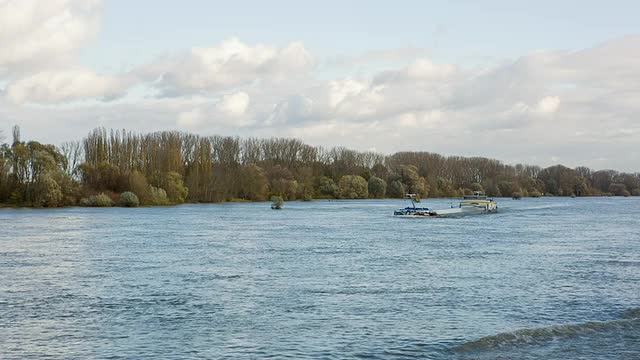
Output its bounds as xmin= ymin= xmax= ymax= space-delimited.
xmin=1 ymin=197 xmax=639 ymax=359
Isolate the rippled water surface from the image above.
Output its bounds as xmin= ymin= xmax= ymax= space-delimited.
xmin=1 ymin=197 xmax=639 ymax=359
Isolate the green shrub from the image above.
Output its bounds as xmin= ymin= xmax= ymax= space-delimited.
xmin=120 ymin=191 xmax=140 ymax=207
xmin=81 ymin=193 xmax=113 ymax=207
xmin=93 ymin=193 xmax=113 ymax=207
xmin=150 ymin=186 xmax=170 ymax=205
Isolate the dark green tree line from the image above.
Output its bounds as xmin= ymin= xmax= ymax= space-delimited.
xmin=0 ymin=126 xmax=639 ymax=207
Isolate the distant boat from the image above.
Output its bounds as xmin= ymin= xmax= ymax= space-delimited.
xmin=393 ymin=194 xmax=431 ymax=216
xmin=394 ymin=192 xmax=498 ymax=217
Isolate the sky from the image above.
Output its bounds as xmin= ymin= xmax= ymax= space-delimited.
xmin=1 ymin=0 xmax=639 ymax=171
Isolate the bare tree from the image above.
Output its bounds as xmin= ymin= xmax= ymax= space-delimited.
xmin=60 ymin=141 xmax=83 ymax=179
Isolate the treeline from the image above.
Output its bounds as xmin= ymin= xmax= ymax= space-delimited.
xmin=0 ymin=126 xmax=639 ymax=207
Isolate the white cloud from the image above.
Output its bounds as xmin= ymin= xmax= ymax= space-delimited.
xmin=144 ymin=38 xmax=314 ymax=95
xmin=406 ymin=58 xmax=456 ymax=79
xmin=177 ymin=108 xmax=203 ymax=127
xmin=217 ymin=91 xmax=250 ymax=116
xmin=0 ymin=0 xmax=127 ymax=104
xmin=6 ymin=69 xmax=128 ymax=104
xmin=328 ymin=78 xmax=366 ymax=109
xmin=0 ymin=0 xmax=101 ymax=75
xmin=536 ymin=96 xmax=560 ymax=114
xmin=265 ymin=94 xmax=313 ymax=125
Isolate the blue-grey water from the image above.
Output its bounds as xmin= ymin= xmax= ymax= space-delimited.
xmin=1 ymin=197 xmax=639 ymax=359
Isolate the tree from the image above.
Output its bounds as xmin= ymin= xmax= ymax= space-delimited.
xmin=609 ymin=183 xmax=630 ymax=197
xmin=33 ymin=173 xmax=63 ymax=207
xmin=268 ymin=165 xmax=298 ymax=200
xmin=3 ymin=125 xmax=640 ymax=207
xmin=497 ymin=181 xmax=514 ymax=198
xmin=129 ymin=171 xmax=152 ymax=205
xmin=12 ymin=125 xmax=20 ymax=145
xmin=60 ymin=141 xmax=83 ymax=179
xmin=387 ymin=180 xmax=406 ymax=198
xmin=371 ymin=163 xmax=388 ymax=179
xmin=316 ymin=176 xmax=339 ymax=198
xmin=338 ymin=175 xmax=368 ymax=199
xmin=159 ymin=171 xmax=189 ymax=204
xmin=573 ymin=176 xmax=590 ymax=196
xmin=368 ymin=176 xmax=387 ymax=198
xmin=394 ymin=165 xmax=428 ymax=197
xmin=484 ymin=181 xmax=502 ymax=197
xmin=239 ymin=164 xmax=268 ymax=200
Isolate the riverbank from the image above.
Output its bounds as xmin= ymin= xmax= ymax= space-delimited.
xmin=1 ymin=193 xmax=637 ymax=209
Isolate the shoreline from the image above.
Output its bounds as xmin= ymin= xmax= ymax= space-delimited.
xmin=1 ymin=195 xmax=636 ymax=210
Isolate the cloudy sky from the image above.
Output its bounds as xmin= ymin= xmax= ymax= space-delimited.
xmin=1 ymin=0 xmax=639 ymax=171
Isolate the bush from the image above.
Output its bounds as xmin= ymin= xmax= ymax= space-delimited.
xmin=150 ymin=186 xmax=170 ymax=205
xmin=120 ymin=191 xmax=140 ymax=207
xmin=632 ymin=189 xmax=640 ymax=196
xmin=81 ymin=193 xmax=113 ymax=207
xmin=529 ymin=191 xmax=542 ymax=198
xmin=94 ymin=193 xmax=113 ymax=207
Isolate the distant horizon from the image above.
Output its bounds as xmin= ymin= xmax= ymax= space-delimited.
xmin=1 ymin=1 xmax=640 ymax=172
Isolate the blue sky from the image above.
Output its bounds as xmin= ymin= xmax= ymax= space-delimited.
xmin=84 ymin=0 xmax=640 ymax=70
xmin=1 ymin=1 xmax=640 ymax=171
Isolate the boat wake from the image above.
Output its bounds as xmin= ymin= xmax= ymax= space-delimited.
xmin=456 ymin=308 xmax=640 ymax=354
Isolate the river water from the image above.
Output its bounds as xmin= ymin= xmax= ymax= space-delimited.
xmin=1 ymin=197 xmax=639 ymax=359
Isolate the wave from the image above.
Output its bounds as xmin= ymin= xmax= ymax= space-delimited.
xmin=456 ymin=308 xmax=640 ymax=353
